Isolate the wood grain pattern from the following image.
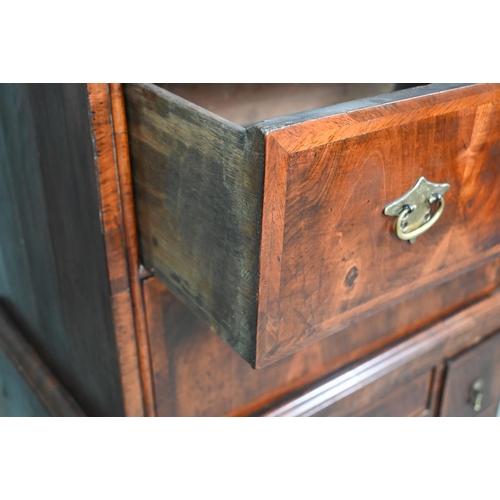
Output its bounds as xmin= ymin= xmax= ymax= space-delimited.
xmin=0 ymin=307 xmax=84 ymax=417
xmin=144 ymin=259 xmax=500 ymax=416
xmin=258 ymin=84 xmax=492 ymax=143
xmin=440 ymin=330 xmax=500 ymax=416
xmin=125 ymin=83 xmax=265 ymax=365
xmin=256 ymin=136 xmax=288 ymax=360
xmin=263 ymin=291 xmax=500 ymax=417
xmin=87 ymin=84 xmax=150 ymax=416
xmin=0 ymin=84 xmax=125 ymax=416
xmin=257 ymin=83 xmax=500 ymax=366
xmin=126 ymin=83 xmax=500 ymax=368
xmin=310 ymin=369 xmax=434 ymax=417
xmin=109 ymin=83 xmax=156 ymax=416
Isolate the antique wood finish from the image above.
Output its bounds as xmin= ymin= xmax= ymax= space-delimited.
xmin=144 ymin=259 xmax=500 ymax=416
xmin=440 ymin=331 xmax=500 ymax=417
xmin=109 ymin=83 xmax=156 ymax=417
xmin=300 ymin=369 xmax=434 ymax=417
xmin=87 ymin=83 xmax=154 ymax=417
xmin=2 ymin=83 xmax=499 ymax=417
xmin=125 ymin=83 xmax=265 ymax=365
xmin=257 ymin=83 xmax=500 ymax=367
xmin=0 ymin=307 xmax=85 ymax=417
xmin=0 ymin=84 xmax=126 ymax=416
xmin=126 ymin=83 xmax=500 ymax=368
xmin=263 ymin=291 xmax=500 ymax=417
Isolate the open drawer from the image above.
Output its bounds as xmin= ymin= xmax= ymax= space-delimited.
xmin=124 ymin=83 xmax=500 ymax=368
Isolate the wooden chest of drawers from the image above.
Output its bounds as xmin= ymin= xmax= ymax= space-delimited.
xmin=1 ymin=83 xmax=500 ymax=417
xmin=126 ymin=83 xmax=500 ymax=368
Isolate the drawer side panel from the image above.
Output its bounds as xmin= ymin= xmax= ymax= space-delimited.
xmin=124 ymin=84 xmax=265 ymax=364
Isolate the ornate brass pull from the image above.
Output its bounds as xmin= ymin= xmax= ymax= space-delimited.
xmin=384 ymin=176 xmax=450 ymax=244
xmin=395 ymin=195 xmax=445 ymax=242
xmin=470 ymin=378 xmax=484 ymax=412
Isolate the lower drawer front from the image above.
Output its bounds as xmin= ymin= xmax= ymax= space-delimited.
xmin=312 ymin=370 xmax=433 ymax=417
xmin=440 ymin=331 xmax=500 ymax=417
xmin=263 ymin=292 xmax=500 ymax=417
xmin=144 ymin=261 xmax=500 ymax=417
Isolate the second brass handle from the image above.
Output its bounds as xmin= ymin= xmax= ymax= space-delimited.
xmin=470 ymin=378 xmax=485 ymax=412
xmin=396 ymin=195 xmax=445 ymax=242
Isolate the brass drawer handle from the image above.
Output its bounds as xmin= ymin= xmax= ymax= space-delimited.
xmin=384 ymin=176 xmax=450 ymax=244
xmin=395 ymin=195 xmax=445 ymax=242
xmin=470 ymin=378 xmax=485 ymax=412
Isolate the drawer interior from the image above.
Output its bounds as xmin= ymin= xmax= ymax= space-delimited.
xmin=155 ymin=83 xmax=425 ymax=126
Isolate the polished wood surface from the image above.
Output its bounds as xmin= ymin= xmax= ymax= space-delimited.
xmin=109 ymin=83 xmax=155 ymax=417
xmin=264 ymin=291 xmax=500 ymax=417
xmin=257 ymin=83 xmax=500 ymax=366
xmin=87 ymin=83 xmax=156 ymax=416
xmin=144 ymin=260 xmax=500 ymax=416
xmin=0 ymin=307 xmax=84 ymax=417
xmin=87 ymin=84 xmax=145 ymax=417
xmin=440 ymin=330 xmax=500 ymax=416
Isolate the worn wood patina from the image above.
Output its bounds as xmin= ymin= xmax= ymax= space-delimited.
xmin=125 ymin=83 xmax=265 ymax=365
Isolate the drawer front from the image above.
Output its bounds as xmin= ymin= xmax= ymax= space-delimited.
xmin=440 ymin=331 xmax=500 ymax=416
xmin=313 ymin=369 xmax=433 ymax=418
xmin=264 ymin=292 xmax=500 ymax=417
xmin=257 ymin=84 xmax=500 ymax=366
xmin=126 ymin=84 xmax=500 ymax=368
xmin=263 ymin=357 xmax=436 ymax=417
xmin=144 ymin=263 xmax=500 ymax=417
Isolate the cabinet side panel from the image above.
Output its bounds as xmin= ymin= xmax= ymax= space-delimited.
xmin=0 ymin=308 xmax=85 ymax=417
xmin=0 ymin=349 xmax=49 ymax=417
xmin=0 ymin=83 xmax=125 ymax=416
